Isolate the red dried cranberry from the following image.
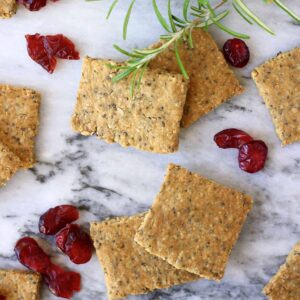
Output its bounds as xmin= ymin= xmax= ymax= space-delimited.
xmin=44 ymin=264 xmax=81 ymax=299
xmin=18 ymin=0 xmax=47 ymax=11
xmin=239 ymin=140 xmax=268 ymax=173
xmin=14 ymin=237 xmax=51 ymax=273
xmin=214 ymin=128 xmax=253 ymax=149
xmin=0 ymin=295 xmax=6 ymax=300
xmin=223 ymin=38 xmax=250 ymax=68
xmin=56 ymin=224 xmax=93 ymax=264
xmin=45 ymin=35 xmax=80 ymax=60
xmin=25 ymin=34 xmax=56 ymax=73
xmin=39 ymin=205 xmax=79 ymax=235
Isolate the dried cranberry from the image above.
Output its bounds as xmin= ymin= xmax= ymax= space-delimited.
xmin=56 ymin=224 xmax=93 ymax=264
xmin=223 ymin=38 xmax=250 ymax=68
xmin=14 ymin=237 xmax=51 ymax=273
xmin=45 ymin=35 xmax=80 ymax=60
xmin=214 ymin=128 xmax=253 ymax=149
xmin=39 ymin=205 xmax=79 ymax=235
xmin=0 ymin=295 xmax=6 ymax=300
xmin=239 ymin=140 xmax=268 ymax=173
xmin=18 ymin=0 xmax=47 ymax=11
xmin=44 ymin=264 xmax=81 ymax=299
xmin=25 ymin=34 xmax=56 ymax=73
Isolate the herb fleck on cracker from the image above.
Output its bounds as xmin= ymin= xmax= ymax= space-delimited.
xmin=150 ymin=29 xmax=244 ymax=128
xmin=0 ymin=85 xmax=41 ymax=168
xmin=0 ymin=270 xmax=41 ymax=300
xmin=263 ymin=242 xmax=300 ymax=300
xmin=135 ymin=164 xmax=253 ymax=281
xmin=72 ymin=57 xmax=188 ymax=154
xmin=90 ymin=214 xmax=199 ymax=300
xmin=252 ymin=48 xmax=300 ymax=146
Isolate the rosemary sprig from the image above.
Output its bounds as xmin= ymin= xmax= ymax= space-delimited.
xmin=112 ymin=0 xmax=247 ymax=96
xmin=86 ymin=0 xmax=299 ymax=95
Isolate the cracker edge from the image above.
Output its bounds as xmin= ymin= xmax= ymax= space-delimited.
xmin=263 ymin=242 xmax=300 ymax=299
xmin=135 ymin=163 xmax=253 ymax=281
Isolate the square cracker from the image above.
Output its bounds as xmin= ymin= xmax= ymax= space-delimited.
xmin=90 ymin=214 xmax=199 ymax=300
xmin=149 ymin=29 xmax=244 ymax=128
xmin=72 ymin=57 xmax=188 ymax=154
xmin=0 ymin=85 xmax=40 ymax=168
xmin=135 ymin=164 xmax=253 ymax=281
xmin=0 ymin=141 xmax=22 ymax=187
xmin=0 ymin=0 xmax=17 ymax=19
xmin=0 ymin=270 xmax=41 ymax=300
xmin=263 ymin=242 xmax=300 ymax=299
xmin=252 ymin=48 xmax=300 ymax=146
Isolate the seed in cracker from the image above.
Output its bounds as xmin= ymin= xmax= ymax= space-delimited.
xmin=0 ymin=142 xmax=22 ymax=187
xmin=0 ymin=270 xmax=41 ymax=300
xmin=263 ymin=242 xmax=300 ymax=300
xmin=90 ymin=214 xmax=199 ymax=300
xmin=0 ymin=0 xmax=17 ymax=19
xmin=71 ymin=57 xmax=188 ymax=154
xmin=149 ymin=29 xmax=244 ymax=128
xmin=0 ymin=85 xmax=41 ymax=168
xmin=252 ymin=48 xmax=300 ymax=146
xmin=135 ymin=164 xmax=253 ymax=281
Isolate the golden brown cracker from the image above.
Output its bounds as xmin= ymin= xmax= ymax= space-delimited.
xmin=0 ymin=0 xmax=17 ymax=19
xmin=149 ymin=29 xmax=244 ymax=127
xmin=0 ymin=270 xmax=41 ymax=300
xmin=135 ymin=164 xmax=253 ymax=281
xmin=263 ymin=242 xmax=300 ymax=300
xmin=252 ymin=48 xmax=300 ymax=146
xmin=90 ymin=214 xmax=199 ymax=300
xmin=0 ymin=85 xmax=40 ymax=168
xmin=72 ymin=57 xmax=187 ymax=153
xmin=0 ymin=141 xmax=21 ymax=187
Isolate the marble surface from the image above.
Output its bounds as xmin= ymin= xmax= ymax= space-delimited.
xmin=0 ymin=0 xmax=299 ymax=299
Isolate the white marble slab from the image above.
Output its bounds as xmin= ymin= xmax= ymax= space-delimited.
xmin=0 ymin=0 xmax=299 ymax=299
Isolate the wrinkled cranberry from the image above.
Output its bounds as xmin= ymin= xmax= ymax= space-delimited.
xmin=239 ymin=140 xmax=268 ymax=173
xmin=18 ymin=0 xmax=59 ymax=11
xmin=18 ymin=0 xmax=47 ymax=11
xmin=45 ymin=35 xmax=80 ymax=60
xmin=44 ymin=264 xmax=81 ymax=299
xmin=223 ymin=38 xmax=250 ymax=68
xmin=0 ymin=295 xmax=6 ymax=300
xmin=14 ymin=237 xmax=51 ymax=273
xmin=56 ymin=224 xmax=93 ymax=264
xmin=214 ymin=128 xmax=253 ymax=149
xmin=25 ymin=34 xmax=57 ymax=73
xmin=39 ymin=205 xmax=79 ymax=235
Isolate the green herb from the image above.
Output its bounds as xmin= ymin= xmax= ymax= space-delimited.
xmin=87 ymin=0 xmax=299 ymax=95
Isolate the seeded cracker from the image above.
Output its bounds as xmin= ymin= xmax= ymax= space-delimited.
xmin=0 ymin=0 xmax=17 ymax=19
xmin=149 ymin=29 xmax=244 ymax=128
xmin=90 ymin=214 xmax=199 ymax=300
xmin=0 ymin=142 xmax=22 ymax=186
xmin=72 ymin=57 xmax=188 ymax=153
xmin=0 ymin=270 xmax=41 ymax=300
xmin=263 ymin=242 xmax=300 ymax=299
xmin=252 ymin=48 xmax=300 ymax=146
xmin=135 ymin=164 xmax=253 ymax=281
xmin=0 ymin=85 xmax=41 ymax=168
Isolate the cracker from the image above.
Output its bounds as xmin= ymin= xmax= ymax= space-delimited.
xmin=0 ymin=141 xmax=21 ymax=186
xmin=0 ymin=0 xmax=17 ymax=19
xmin=90 ymin=214 xmax=199 ymax=300
xmin=0 ymin=270 xmax=41 ymax=300
xmin=0 ymin=85 xmax=41 ymax=168
xmin=72 ymin=57 xmax=187 ymax=154
xmin=135 ymin=164 xmax=253 ymax=281
xmin=252 ymin=48 xmax=300 ymax=146
xmin=263 ymin=242 xmax=300 ymax=299
xmin=149 ymin=29 xmax=244 ymax=127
